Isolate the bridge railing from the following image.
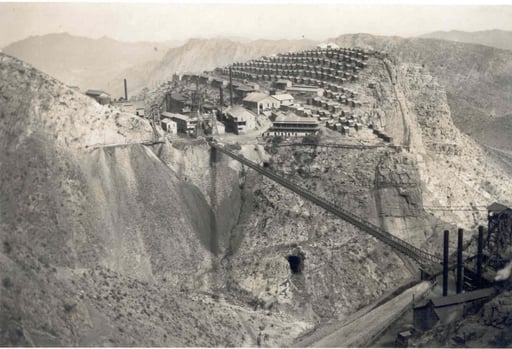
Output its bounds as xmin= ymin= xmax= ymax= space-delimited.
xmin=210 ymin=142 xmax=442 ymax=268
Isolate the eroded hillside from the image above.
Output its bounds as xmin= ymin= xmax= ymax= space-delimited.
xmin=1 ymin=43 xmax=511 ymax=348
xmin=0 ymin=54 xmax=308 ymax=346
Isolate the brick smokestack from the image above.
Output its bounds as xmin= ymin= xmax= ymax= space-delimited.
xmin=124 ymin=79 xmax=128 ymax=101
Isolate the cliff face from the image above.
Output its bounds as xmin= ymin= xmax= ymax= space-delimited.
xmin=332 ymin=33 xmax=512 ymax=152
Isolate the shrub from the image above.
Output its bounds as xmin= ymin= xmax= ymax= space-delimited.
xmin=2 ymin=277 xmax=13 ymax=288
xmin=272 ymin=136 xmax=284 ymax=145
xmin=302 ymin=134 xmax=320 ymax=145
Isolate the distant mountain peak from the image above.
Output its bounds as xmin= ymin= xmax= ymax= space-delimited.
xmin=420 ymin=29 xmax=512 ymax=51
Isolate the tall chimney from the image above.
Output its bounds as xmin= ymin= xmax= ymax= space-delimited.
xmin=477 ymin=226 xmax=484 ymax=289
xmin=443 ymin=230 xmax=449 ymax=297
xmin=219 ymin=87 xmax=224 ymax=114
xmin=229 ymin=67 xmax=233 ymax=107
xmin=456 ymin=228 xmax=464 ymax=294
xmin=124 ymin=79 xmax=128 ymax=101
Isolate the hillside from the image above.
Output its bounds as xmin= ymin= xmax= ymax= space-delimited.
xmin=147 ymin=38 xmax=318 ymax=83
xmin=421 ymin=29 xmax=512 ymax=51
xmin=331 ymin=33 xmax=512 ymax=152
xmin=0 ymin=48 xmax=422 ymax=346
xmin=2 ymin=33 xmax=179 ymax=97
xmin=2 ymin=39 xmax=512 ymax=347
xmin=0 ymin=53 xmax=312 ymax=346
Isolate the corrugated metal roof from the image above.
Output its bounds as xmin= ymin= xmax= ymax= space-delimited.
xmin=431 ymin=288 xmax=495 ymax=307
xmin=488 ymin=202 xmax=510 ymax=214
xmin=225 ymin=106 xmax=256 ymax=122
xmin=274 ymin=113 xmax=319 ymax=125
xmin=272 ymin=94 xmax=294 ymax=101
xmin=162 ymin=112 xmax=196 ymax=122
xmin=243 ymin=92 xmax=273 ymax=103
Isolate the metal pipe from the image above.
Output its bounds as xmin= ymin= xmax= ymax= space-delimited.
xmin=477 ymin=225 xmax=484 ymax=288
xmin=124 ymin=79 xmax=128 ymax=101
xmin=443 ymin=230 xmax=449 ymax=296
xmin=456 ymin=228 xmax=464 ymax=294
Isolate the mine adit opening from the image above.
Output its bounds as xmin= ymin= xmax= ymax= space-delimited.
xmin=287 ymin=254 xmax=304 ymax=274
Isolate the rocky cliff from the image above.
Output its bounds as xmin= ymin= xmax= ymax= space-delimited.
xmin=332 ymin=33 xmax=512 ymax=153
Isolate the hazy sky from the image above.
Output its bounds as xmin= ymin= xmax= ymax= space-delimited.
xmin=2 ymin=2 xmax=512 ymax=48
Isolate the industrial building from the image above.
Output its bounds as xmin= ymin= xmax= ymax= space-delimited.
xmin=160 ymin=112 xmax=178 ymax=134
xmin=223 ymin=106 xmax=257 ymax=134
xmin=264 ymin=112 xmax=319 ymax=137
xmin=164 ymin=93 xmax=191 ymax=114
xmin=285 ymin=85 xmax=324 ymax=98
xmin=272 ymin=93 xmax=295 ymax=106
xmin=413 ymin=288 xmax=495 ymax=331
xmin=162 ymin=112 xmax=198 ymax=135
xmin=242 ymin=92 xmax=279 ymax=115
xmin=274 ymin=79 xmax=293 ymax=90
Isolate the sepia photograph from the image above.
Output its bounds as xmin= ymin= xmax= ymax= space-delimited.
xmin=1 ymin=0 xmax=512 ymax=347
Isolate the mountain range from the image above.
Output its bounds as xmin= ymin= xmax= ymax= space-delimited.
xmin=421 ymin=29 xmax=512 ymax=51
xmin=1 ymin=33 xmax=181 ymax=97
xmin=2 ymin=34 xmax=317 ymax=97
xmin=3 ymin=31 xmax=512 ymax=152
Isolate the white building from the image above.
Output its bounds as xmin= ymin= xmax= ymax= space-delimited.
xmin=161 ymin=112 xmax=197 ymax=135
xmin=224 ymin=106 xmax=257 ymax=134
xmin=242 ymin=92 xmax=279 ymax=115
xmin=272 ymin=93 xmax=295 ymax=107
xmin=264 ymin=112 xmax=319 ymax=137
xmin=161 ymin=118 xmax=177 ymax=134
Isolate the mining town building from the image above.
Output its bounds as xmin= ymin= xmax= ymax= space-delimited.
xmin=136 ymin=107 xmax=145 ymax=117
xmin=223 ymin=106 xmax=257 ymax=134
xmin=264 ymin=113 xmax=319 ymax=137
xmin=163 ymin=112 xmax=198 ymax=135
xmin=242 ymin=92 xmax=279 ymax=115
xmin=160 ymin=113 xmax=178 ymax=134
xmin=413 ymin=288 xmax=495 ymax=331
xmin=274 ymin=79 xmax=293 ymax=90
xmin=272 ymin=93 xmax=295 ymax=107
xmin=167 ymin=93 xmax=190 ymax=113
xmin=285 ymin=85 xmax=324 ymax=99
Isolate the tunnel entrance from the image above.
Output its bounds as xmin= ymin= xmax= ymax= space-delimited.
xmin=287 ymin=254 xmax=304 ymax=274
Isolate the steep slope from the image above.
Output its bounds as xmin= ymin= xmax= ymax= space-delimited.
xmin=421 ymin=29 xmax=512 ymax=51
xmin=2 ymin=33 xmax=178 ymax=96
xmin=331 ymin=33 xmax=512 ymax=152
xmin=147 ymin=38 xmax=318 ymax=82
xmin=0 ymin=53 xmax=308 ymax=346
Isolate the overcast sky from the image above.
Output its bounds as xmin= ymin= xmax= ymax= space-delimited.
xmin=1 ymin=2 xmax=512 ymax=48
